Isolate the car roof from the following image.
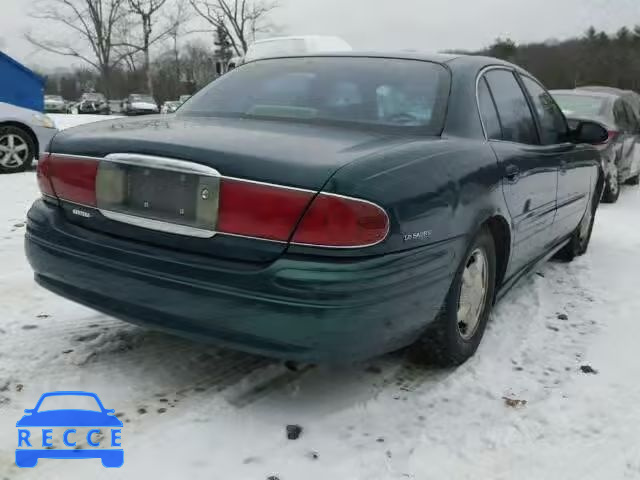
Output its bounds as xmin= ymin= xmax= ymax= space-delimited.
xmin=246 ymin=51 xmax=523 ymax=71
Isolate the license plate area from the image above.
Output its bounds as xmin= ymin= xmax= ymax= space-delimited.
xmin=95 ymin=154 xmax=220 ymax=238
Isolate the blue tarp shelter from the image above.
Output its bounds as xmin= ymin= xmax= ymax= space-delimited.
xmin=0 ymin=51 xmax=44 ymax=112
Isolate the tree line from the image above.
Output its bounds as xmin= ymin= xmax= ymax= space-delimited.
xmin=28 ymin=0 xmax=277 ymax=103
xmin=477 ymin=26 xmax=640 ymax=91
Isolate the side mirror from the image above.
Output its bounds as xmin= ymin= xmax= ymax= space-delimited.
xmin=572 ymin=120 xmax=609 ymax=145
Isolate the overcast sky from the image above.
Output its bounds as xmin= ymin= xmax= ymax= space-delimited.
xmin=0 ymin=0 xmax=637 ymax=71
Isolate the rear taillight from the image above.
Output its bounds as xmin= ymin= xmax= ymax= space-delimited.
xmin=36 ymin=153 xmax=55 ymax=197
xmin=38 ymin=154 xmax=389 ymax=248
xmin=291 ymin=194 xmax=389 ymax=247
xmin=41 ymin=154 xmax=98 ymax=206
xmin=217 ymin=179 xmax=313 ymax=242
xmin=606 ymin=130 xmax=620 ymax=143
xmin=217 ymin=180 xmax=389 ymax=247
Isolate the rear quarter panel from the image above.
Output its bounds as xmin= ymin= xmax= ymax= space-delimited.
xmin=287 ymin=137 xmax=509 ymax=261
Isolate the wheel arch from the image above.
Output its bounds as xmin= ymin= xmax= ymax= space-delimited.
xmin=0 ymin=121 xmax=39 ymax=155
xmin=482 ymin=214 xmax=511 ymax=294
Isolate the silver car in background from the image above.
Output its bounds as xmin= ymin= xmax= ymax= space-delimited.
xmin=552 ymin=89 xmax=640 ymax=202
xmin=44 ymin=95 xmax=66 ymax=113
xmin=0 ymin=102 xmax=58 ymax=173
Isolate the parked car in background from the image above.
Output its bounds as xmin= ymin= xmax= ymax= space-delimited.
xmin=161 ymin=101 xmax=181 ymax=114
xmin=44 ymin=95 xmax=66 ymax=113
xmin=243 ymin=35 xmax=352 ymax=63
xmin=0 ymin=102 xmax=57 ymax=173
xmin=77 ymin=93 xmax=111 ymax=115
xmin=122 ymin=94 xmax=159 ymax=115
xmin=108 ymin=100 xmax=123 ymax=114
xmin=27 ymin=53 xmax=605 ymax=366
xmin=552 ymin=89 xmax=640 ymax=202
xmin=580 ymin=85 xmax=640 ymax=120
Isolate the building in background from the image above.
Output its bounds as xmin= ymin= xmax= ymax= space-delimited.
xmin=0 ymin=51 xmax=44 ymax=112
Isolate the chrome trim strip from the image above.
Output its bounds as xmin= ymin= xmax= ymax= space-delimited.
xmin=218 ymin=231 xmax=287 ymax=244
xmin=99 ymin=210 xmax=216 ymax=238
xmin=222 ymin=175 xmax=316 ymax=194
xmin=47 ymin=152 xmax=103 ymax=162
xmin=105 ymin=153 xmax=221 ymax=177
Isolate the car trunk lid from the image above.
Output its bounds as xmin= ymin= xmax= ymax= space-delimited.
xmin=44 ymin=116 xmax=411 ymax=263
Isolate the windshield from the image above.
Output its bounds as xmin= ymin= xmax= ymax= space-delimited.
xmin=37 ymin=395 xmax=102 ymax=412
xmin=552 ymin=93 xmax=609 ymax=117
xmin=46 ymin=95 xmax=63 ymax=101
xmin=178 ymin=57 xmax=450 ymax=133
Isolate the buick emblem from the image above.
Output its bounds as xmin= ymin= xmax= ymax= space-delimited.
xmin=201 ymin=188 xmax=210 ymax=200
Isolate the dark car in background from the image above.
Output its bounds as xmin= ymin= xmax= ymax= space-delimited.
xmin=552 ymin=89 xmax=640 ymax=202
xmin=77 ymin=93 xmax=111 ymax=115
xmin=26 ymin=53 xmax=605 ymax=366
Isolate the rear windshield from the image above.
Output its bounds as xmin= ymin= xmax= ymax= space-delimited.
xmin=178 ymin=57 xmax=450 ymax=134
xmin=552 ymin=93 xmax=609 ymax=118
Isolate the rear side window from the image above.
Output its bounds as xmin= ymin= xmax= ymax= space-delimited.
xmin=178 ymin=57 xmax=450 ymax=134
xmin=613 ymin=100 xmax=631 ymax=131
xmin=623 ymin=102 xmax=639 ymax=132
xmin=484 ymin=70 xmax=538 ymax=145
xmin=477 ymin=77 xmax=502 ymax=139
xmin=521 ymin=76 xmax=568 ymax=145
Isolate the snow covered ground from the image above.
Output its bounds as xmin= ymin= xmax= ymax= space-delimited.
xmin=1 ymin=115 xmax=640 ymax=479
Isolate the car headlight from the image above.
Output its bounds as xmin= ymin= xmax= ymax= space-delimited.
xmin=32 ymin=113 xmax=56 ymax=129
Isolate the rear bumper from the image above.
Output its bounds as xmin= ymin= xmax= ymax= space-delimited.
xmin=25 ymin=200 xmax=457 ymax=362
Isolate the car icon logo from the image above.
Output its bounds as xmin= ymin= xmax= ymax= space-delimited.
xmin=15 ymin=391 xmax=123 ymax=468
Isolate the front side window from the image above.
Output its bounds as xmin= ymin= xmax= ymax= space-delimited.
xmin=484 ymin=69 xmax=538 ymax=145
xmin=178 ymin=57 xmax=450 ymax=134
xmin=521 ymin=76 xmax=568 ymax=145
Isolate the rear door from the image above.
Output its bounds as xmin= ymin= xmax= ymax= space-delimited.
xmin=621 ymin=100 xmax=640 ymax=179
xmin=613 ymin=99 xmax=637 ymax=180
xmin=518 ymin=75 xmax=588 ymax=241
xmin=479 ymin=68 xmax=559 ymax=276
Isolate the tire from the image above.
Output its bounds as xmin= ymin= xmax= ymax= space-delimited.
xmin=410 ymin=226 xmax=497 ymax=366
xmin=601 ymin=168 xmax=620 ymax=203
xmin=555 ymin=190 xmax=598 ymax=262
xmin=0 ymin=126 xmax=36 ymax=174
xmin=626 ymin=173 xmax=640 ymax=186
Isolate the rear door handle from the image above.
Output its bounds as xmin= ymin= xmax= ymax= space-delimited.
xmin=504 ymin=164 xmax=520 ymax=182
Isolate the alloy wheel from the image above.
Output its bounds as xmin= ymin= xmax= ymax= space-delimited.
xmin=0 ymin=134 xmax=29 ymax=169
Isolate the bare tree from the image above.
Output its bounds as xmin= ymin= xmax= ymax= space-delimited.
xmin=26 ymin=0 xmax=129 ymax=97
xmin=125 ymin=0 xmax=181 ymax=96
xmin=188 ymin=0 xmax=277 ymax=56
